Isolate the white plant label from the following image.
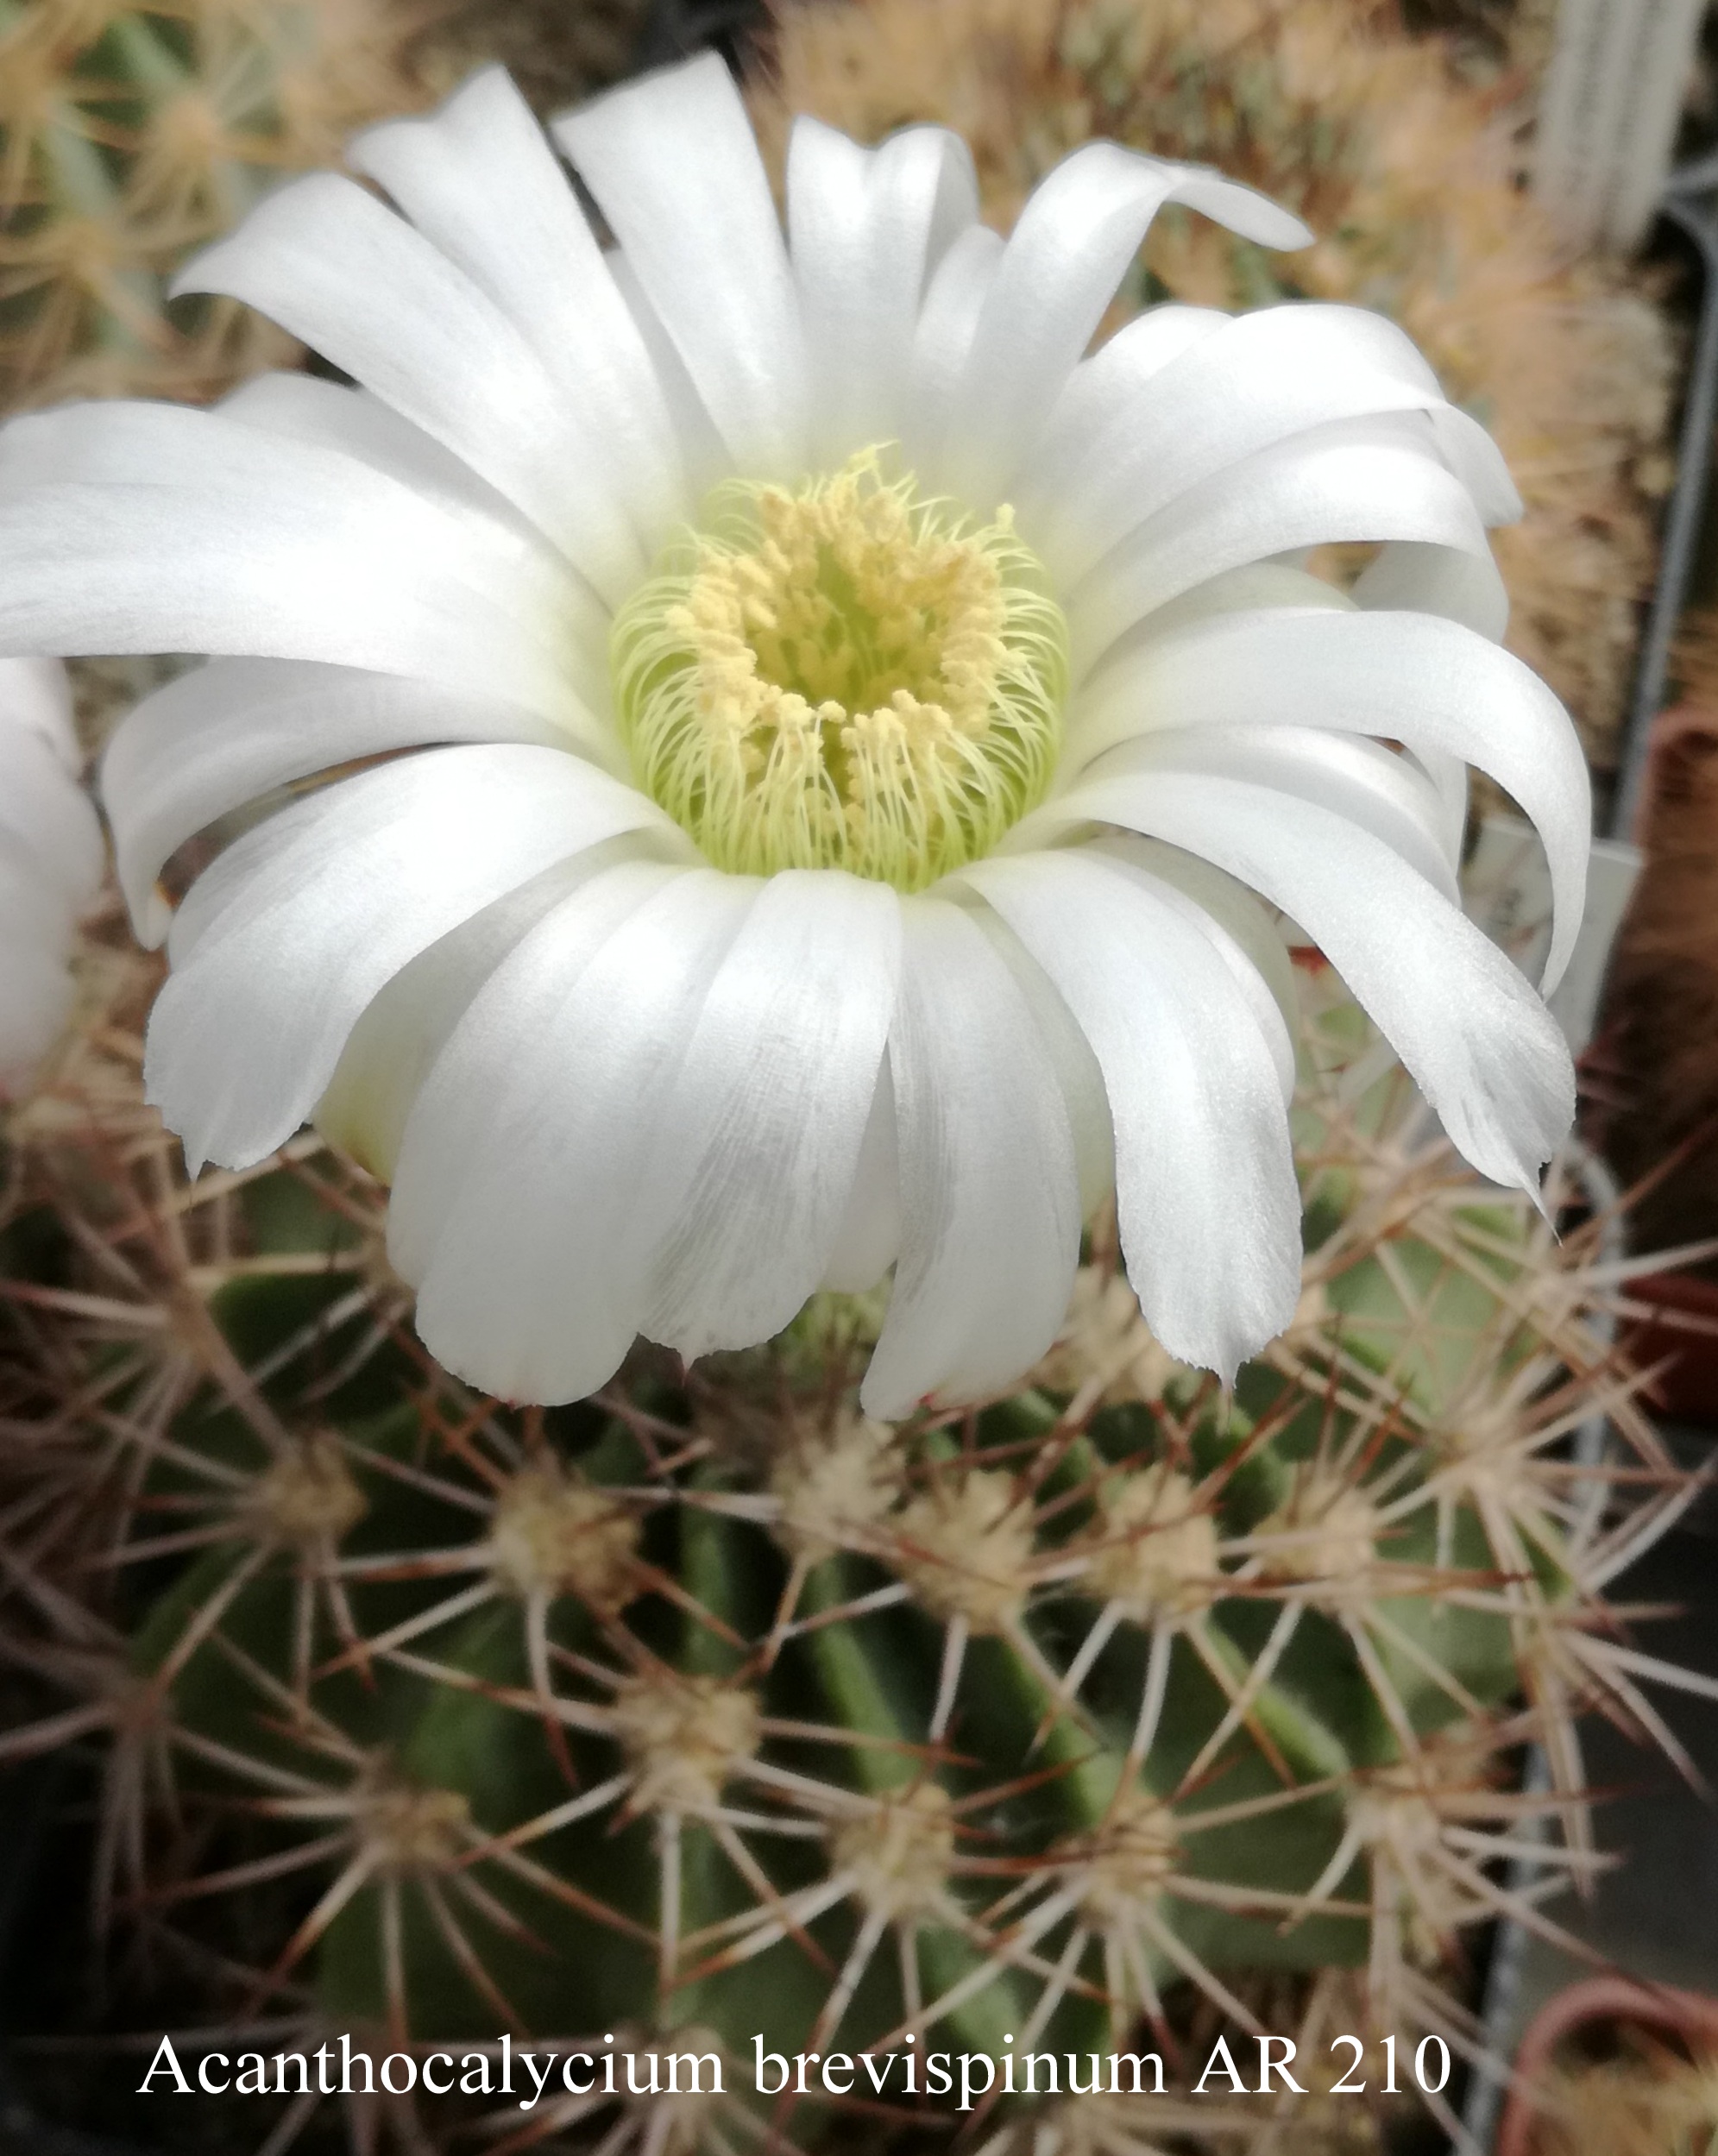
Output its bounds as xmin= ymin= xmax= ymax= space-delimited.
xmin=1534 ymin=0 xmax=1705 ymax=249
xmin=1464 ymin=811 xmax=1642 ymax=1052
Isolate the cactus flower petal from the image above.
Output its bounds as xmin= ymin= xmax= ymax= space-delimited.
xmin=0 ymin=49 xmax=1587 ymax=1398
xmin=1035 ymin=754 xmax=1576 ymax=1196
xmin=552 ymin=53 xmax=813 ymax=478
xmin=861 ymin=897 xmax=1082 ymax=1416
xmin=962 ymin=845 xmax=1300 ymax=1383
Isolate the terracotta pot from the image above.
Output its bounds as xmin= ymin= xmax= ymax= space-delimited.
xmin=1496 ymin=1974 xmax=1718 ymax=2156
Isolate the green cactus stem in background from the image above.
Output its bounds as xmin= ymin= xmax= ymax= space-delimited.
xmin=0 ymin=0 xmax=430 ymax=407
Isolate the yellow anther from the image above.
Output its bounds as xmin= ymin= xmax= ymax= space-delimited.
xmin=611 ymin=450 xmax=1067 ymax=889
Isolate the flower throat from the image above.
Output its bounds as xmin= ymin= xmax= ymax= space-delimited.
xmin=610 ymin=452 xmax=1069 ymax=892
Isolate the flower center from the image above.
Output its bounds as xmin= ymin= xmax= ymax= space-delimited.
xmin=611 ymin=451 xmax=1068 ymax=891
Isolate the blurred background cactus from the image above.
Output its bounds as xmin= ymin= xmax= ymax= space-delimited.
xmin=0 ymin=940 xmax=1698 ymax=2155
xmin=0 ymin=0 xmax=434 ymax=408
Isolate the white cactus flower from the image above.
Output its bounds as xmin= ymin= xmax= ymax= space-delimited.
xmin=0 ymin=659 xmax=103 ymax=1093
xmin=0 ymin=58 xmax=1587 ymax=1413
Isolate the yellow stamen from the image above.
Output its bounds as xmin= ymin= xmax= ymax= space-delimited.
xmin=610 ymin=450 xmax=1068 ymax=890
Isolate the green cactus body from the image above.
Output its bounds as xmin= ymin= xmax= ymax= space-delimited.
xmin=0 ymin=965 xmax=1673 ymax=2155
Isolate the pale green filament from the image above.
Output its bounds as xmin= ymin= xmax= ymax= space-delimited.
xmin=610 ymin=451 xmax=1069 ymax=892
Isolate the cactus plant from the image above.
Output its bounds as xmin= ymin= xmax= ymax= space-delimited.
xmin=749 ymin=0 xmax=1676 ymax=787
xmin=0 ymin=17 xmax=1697 ymax=2150
xmin=0 ymin=0 xmax=431 ymax=408
xmin=0 ymin=933 xmax=1698 ymax=2156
